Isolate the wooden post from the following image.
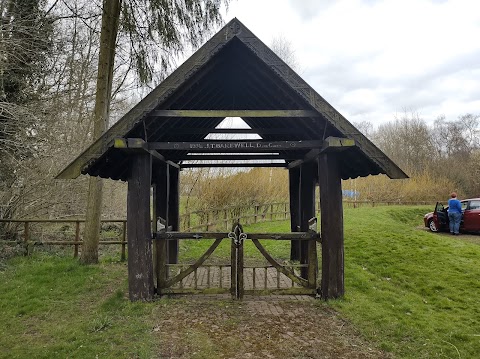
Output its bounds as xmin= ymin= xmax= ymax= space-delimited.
xmin=168 ymin=166 xmax=180 ymax=263
xmin=230 ymin=238 xmax=236 ymax=298
xmin=152 ymin=163 xmax=169 ymax=293
xmin=127 ymin=153 xmax=154 ymax=301
xmin=289 ymin=168 xmax=301 ymax=261
xmin=121 ymin=221 xmax=126 ymax=261
xmin=74 ymin=221 xmax=80 ymax=258
xmin=230 ymin=223 xmax=244 ymax=299
xmin=238 ymin=237 xmax=244 ymax=299
xmin=299 ymin=162 xmax=316 ymax=281
xmin=23 ymin=221 xmax=29 ymax=256
xmin=318 ymin=153 xmax=344 ymax=299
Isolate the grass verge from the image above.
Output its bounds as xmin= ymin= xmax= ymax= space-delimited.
xmin=0 ymin=254 xmax=155 ymax=359
xmin=331 ymin=205 xmax=480 ymax=358
xmin=1 ymin=205 xmax=479 ymax=358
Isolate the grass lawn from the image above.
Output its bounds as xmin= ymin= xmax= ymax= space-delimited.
xmin=1 ymin=205 xmax=479 ymax=358
xmin=0 ymin=255 xmax=157 ymax=358
xmin=336 ymin=205 xmax=480 ymax=358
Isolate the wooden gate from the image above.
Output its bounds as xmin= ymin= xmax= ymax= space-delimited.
xmin=155 ymin=219 xmax=320 ymax=298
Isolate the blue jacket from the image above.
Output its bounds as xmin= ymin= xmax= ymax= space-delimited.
xmin=448 ymin=198 xmax=462 ymax=213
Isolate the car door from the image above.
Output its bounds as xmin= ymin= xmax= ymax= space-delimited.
xmin=434 ymin=202 xmax=449 ymax=230
xmin=463 ymin=200 xmax=480 ymax=232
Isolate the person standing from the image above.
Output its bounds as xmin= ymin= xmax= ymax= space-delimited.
xmin=447 ymin=192 xmax=462 ymax=235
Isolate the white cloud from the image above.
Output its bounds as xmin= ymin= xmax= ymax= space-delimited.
xmin=223 ymin=0 xmax=480 ymax=127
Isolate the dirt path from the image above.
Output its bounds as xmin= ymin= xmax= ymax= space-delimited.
xmin=151 ymin=295 xmax=390 ymax=359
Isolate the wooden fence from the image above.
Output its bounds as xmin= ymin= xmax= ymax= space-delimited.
xmin=0 ymin=200 xmax=431 ymax=259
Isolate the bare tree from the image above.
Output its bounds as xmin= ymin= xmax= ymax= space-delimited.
xmin=80 ymin=0 xmax=230 ymax=264
xmin=373 ymin=111 xmax=435 ymax=174
xmin=270 ymin=35 xmax=300 ymax=71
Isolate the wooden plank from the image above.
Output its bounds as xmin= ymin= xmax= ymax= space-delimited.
xmin=288 ymin=149 xmax=321 ymax=169
xmin=169 ymin=128 xmax=305 ymax=135
xmin=322 ymin=136 xmax=356 ymax=151
xmin=299 ymin=162 xmax=317 ymax=281
xmin=127 ymin=153 xmax=154 ymax=301
xmin=230 ymin=237 xmax=236 ymax=298
xmin=153 ymin=162 xmax=169 ymax=292
xmin=168 ymin=166 xmax=180 ymax=264
xmin=237 ymin=237 xmax=244 ymax=299
xmin=251 ymin=239 xmax=309 ymax=287
xmin=114 ymin=137 xmax=176 ymax=166
xmin=246 ymin=232 xmax=318 ymax=240
xmin=287 ymin=137 xmax=356 ymax=169
xmin=318 ymin=153 xmax=344 ymax=299
xmin=164 ymin=238 xmax=223 ymax=288
xmin=289 ymin=167 xmax=301 ymax=261
xmin=121 ymin=221 xmax=126 ymax=261
xmin=177 ymin=154 xmax=287 ymax=161
xmin=156 ymin=232 xmax=229 ymax=240
xmin=180 ymin=163 xmax=287 ymax=168
xmin=74 ymin=221 xmax=80 ymax=258
xmin=148 ymin=140 xmax=323 ymax=152
xmin=151 ymin=110 xmax=319 ymax=118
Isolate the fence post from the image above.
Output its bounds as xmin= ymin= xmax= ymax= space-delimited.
xmin=74 ymin=221 xmax=80 ymax=258
xmin=284 ymin=203 xmax=288 ymax=219
xmin=254 ymin=205 xmax=258 ymax=223
xmin=224 ymin=210 xmax=228 ymax=230
xmin=121 ymin=221 xmax=126 ymax=261
xmin=23 ymin=221 xmax=29 ymax=256
xmin=270 ymin=204 xmax=274 ymax=221
xmin=206 ymin=211 xmax=210 ymax=231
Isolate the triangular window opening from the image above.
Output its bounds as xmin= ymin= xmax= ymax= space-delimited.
xmin=204 ymin=117 xmax=262 ymax=140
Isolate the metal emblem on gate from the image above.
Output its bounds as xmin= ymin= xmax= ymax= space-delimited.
xmin=228 ymin=222 xmax=247 ymax=247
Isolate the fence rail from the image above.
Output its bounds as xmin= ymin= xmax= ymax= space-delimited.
xmin=0 ymin=200 xmax=432 ymax=259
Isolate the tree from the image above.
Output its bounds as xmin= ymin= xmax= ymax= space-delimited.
xmin=0 ymin=0 xmax=52 ymax=216
xmin=270 ymin=35 xmax=300 ymax=71
xmin=373 ymin=111 xmax=435 ymax=174
xmin=81 ymin=0 xmax=121 ymax=264
xmin=81 ymin=0 xmax=229 ymax=264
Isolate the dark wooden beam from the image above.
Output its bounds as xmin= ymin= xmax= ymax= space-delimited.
xmin=318 ymin=153 xmax=344 ymax=299
xmin=289 ymin=167 xmax=301 ymax=261
xmin=321 ymin=137 xmax=356 ymax=152
xmin=299 ymin=162 xmax=317 ymax=282
xmin=113 ymin=137 xmax=180 ymax=169
xmin=148 ymin=140 xmax=323 ymax=152
xmin=152 ymin=163 xmax=169 ymax=293
xmin=176 ymin=154 xmax=287 ymax=161
xmin=127 ymin=153 xmax=154 ymax=301
xmin=288 ymin=137 xmax=356 ymax=169
xmin=169 ymin=128 xmax=306 ymax=135
xmin=167 ymin=166 xmax=180 ymax=264
xmin=151 ymin=110 xmax=319 ymax=118
xmin=180 ymin=163 xmax=287 ymax=168
xmin=288 ymin=149 xmax=320 ymax=169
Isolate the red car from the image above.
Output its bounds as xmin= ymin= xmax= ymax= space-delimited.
xmin=424 ymin=198 xmax=480 ymax=233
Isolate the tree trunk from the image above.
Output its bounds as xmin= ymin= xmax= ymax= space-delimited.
xmin=81 ymin=0 xmax=121 ymax=264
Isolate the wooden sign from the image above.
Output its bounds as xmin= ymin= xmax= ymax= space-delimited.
xmin=148 ymin=140 xmax=323 ymax=152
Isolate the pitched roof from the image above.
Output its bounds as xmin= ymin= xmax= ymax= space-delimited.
xmin=56 ymin=18 xmax=407 ymax=181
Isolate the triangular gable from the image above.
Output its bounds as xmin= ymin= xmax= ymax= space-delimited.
xmin=56 ymin=18 xmax=407 ymax=180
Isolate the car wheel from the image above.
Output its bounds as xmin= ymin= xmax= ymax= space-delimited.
xmin=428 ymin=219 xmax=438 ymax=232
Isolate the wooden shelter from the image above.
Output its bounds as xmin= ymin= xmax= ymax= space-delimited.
xmin=57 ymin=18 xmax=407 ymax=301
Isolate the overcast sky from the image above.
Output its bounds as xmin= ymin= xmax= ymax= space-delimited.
xmin=220 ymin=0 xmax=480 ymax=128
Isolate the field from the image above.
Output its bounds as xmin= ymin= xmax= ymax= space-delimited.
xmin=1 ymin=205 xmax=479 ymax=358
